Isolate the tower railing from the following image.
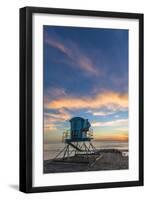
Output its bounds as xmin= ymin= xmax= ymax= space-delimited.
xmin=62 ymin=128 xmax=93 ymax=142
xmin=87 ymin=128 xmax=93 ymax=138
xmin=62 ymin=130 xmax=70 ymax=142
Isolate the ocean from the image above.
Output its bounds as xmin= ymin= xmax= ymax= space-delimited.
xmin=44 ymin=141 xmax=128 ymax=160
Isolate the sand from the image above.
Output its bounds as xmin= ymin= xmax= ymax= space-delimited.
xmin=44 ymin=149 xmax=128 ymax=173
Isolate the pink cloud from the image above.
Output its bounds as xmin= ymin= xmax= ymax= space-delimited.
xmin=45 ymin=35 xmax=72 ymax=58
xmin=45 ymin=32 xmax=100 ymax=76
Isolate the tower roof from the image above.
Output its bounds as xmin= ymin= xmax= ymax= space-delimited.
xmin=69 ymin=117 xmax=85 ymax=122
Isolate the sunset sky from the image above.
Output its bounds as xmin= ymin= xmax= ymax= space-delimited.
xmin=43 ymin=25 xmax=128 ymax=143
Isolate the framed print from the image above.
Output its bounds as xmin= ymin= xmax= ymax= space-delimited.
xmin=19 ymin=7 xmax=144 ymax=193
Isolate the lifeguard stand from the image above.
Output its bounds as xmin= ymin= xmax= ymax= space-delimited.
xmin=54 ymin=117 xmax=96 ymax=162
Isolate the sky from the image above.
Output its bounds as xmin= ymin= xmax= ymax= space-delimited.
xmin=43 ymin=25 xmax=128 ymax=143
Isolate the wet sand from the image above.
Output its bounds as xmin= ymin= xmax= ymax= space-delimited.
xmin=44 ymin=149 xmax=128 ymax=173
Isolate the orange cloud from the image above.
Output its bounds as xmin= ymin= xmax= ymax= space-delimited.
xmin=44 ymin=108 xmax=71 ymax=122
xmin=45 ymin=90 xmax=128 ymax=111
xmin=44 ymin=123 xmax=57 ymax=131
xmin=44 ymin=108 xmax=71 ymax=131
xmin=95 ymin=133 xmax=128 ymax=141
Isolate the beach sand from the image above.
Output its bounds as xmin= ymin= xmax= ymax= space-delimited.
xmin=44 ymin=149 xmax=128 ymax=173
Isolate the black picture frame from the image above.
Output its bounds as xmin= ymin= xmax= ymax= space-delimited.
xmin=19 ymin=6 xmax=144 ymax=193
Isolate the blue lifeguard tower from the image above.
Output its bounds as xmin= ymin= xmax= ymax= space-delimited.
xmin=54 ymin=117 xmax=96 ymax=161
xmin=68 ymin=117 xmax=91 ymax=142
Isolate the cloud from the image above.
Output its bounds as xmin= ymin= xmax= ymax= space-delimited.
xmin=94 ymin=133 xmax=128 ymax=141
xmin=48 ymin=87 xmax=66 ymax=97
xmin=45 ymin=32 xmax=100 ymax=76
xmin=44 ymin=123 xmax=57 ymax=131
xmin=45 ymin=90 xmax=128 ymax=111
xmin=45 ymin=33 xmax=72 ymax=58
xmin=44 ymin=108 xmax=71 ymax=131
xmin=91 ymin=119 xmax=128 ymax=128
xmin=44 ymin=87 xmax=67 ymax=103
xmin=114 ymin=127 xmax=128 ymax=132
xmin=44 ymin=117 xmax=58 ymax=131
xmin=44 ymin=108 xmax=71 ymax=122
xmin=90 ymin=110 xmax=115 ymax=116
